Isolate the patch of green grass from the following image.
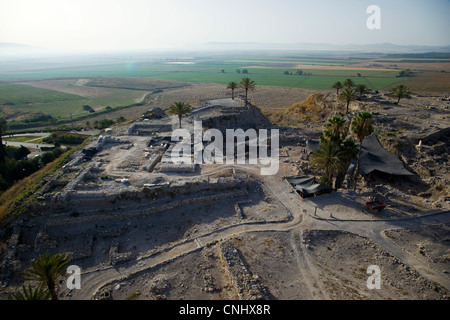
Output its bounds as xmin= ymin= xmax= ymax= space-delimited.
xmin=147 ymin=66 xmax=401 ymax=90
xmin=0 ymin=150 xmax=69 ymax=223
xmin=0 ymin=83 xmax=144 ymax=120
xmin=0 ymin=57 xmax=402 ymax=91
xmin=3 ymin=135 xmax=39 ymax=142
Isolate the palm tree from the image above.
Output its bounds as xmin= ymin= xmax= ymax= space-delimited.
xmin=320 ymin=116 xmax=357 ymax=189
xmin=335 ymin=139 xmax=358 ymax=189
xmin=343 ymin=78 xmax=356 ymax=89
xmin=311 ymin=139 xmax=343 ymax=186
xmin=23 ymin=252 xmax=71 ymax=300
xmin=9 ymin=283 xmax=51 ymax=300
xmin=226 ymin=81 xmax=239 ymax=100
xmin=355 ymin=83 xmax=369 ymax=99
xmin=340 ymin=87 xmax=356 ymax=115
xmin=167 ymin=101 xmax=192 ymax=128
xmin=350 ymin=112 xmax=374 ymax=189
xmin=390 ymin=84 xmax=412 ymax=104
xmin=332 ymin=81 xmax=343 ymax=95
xmin=239 ymin=77 xmax=256 ymax=105
xmin=323 ymin=116 xmax=348 ymax=145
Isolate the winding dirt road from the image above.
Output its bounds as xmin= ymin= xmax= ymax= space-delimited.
xmin=71 ymin=164 xmax=450 ymax=299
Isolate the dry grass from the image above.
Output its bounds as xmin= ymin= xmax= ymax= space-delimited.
xmin=0 ymin=171 xmax=43 ymax=222
xmin=0 ymin=150 xmax=73 ymax=223
xmin=16 ymin=79 xmax=114 ymax=98
xmin=269 ymin=93 xmax=340 ymax=127
xmin=403 ymin=71 xmax=450 ymax=94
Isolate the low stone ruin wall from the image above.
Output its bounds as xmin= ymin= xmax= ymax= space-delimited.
xmin=47 ymin=176 xmax=250 ymax=218
xmin=128 ymin=123 xmax=173 ymax=136
xmin=219 ymin=239 xmax=270 ymax=300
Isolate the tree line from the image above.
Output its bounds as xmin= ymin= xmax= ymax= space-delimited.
xmin=311 ymin=112 xmax=374 ymax=190
xmin=332 ymin=79 xmax=413 ymax=114
xmin=0 ymin=118 xmax=74 ymax=191
xmin=0 ymin=145 xmax=67 ymax=191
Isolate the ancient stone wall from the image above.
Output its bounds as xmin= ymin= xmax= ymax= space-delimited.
xmin=219 ymin=239 xmax=270 ymax=300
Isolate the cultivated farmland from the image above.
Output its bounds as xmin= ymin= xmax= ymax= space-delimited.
xmin=1 ymin=52 xmax=448 ymax=131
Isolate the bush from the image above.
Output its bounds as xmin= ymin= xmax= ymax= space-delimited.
xmin=41 ymin=152 xmax=55 ymax=165
xmin=95 ymin=119 xmax=115 ymax=129
xmin=0 ymin=156 xmax=41 ymax=190
xmin=83 ymin=105 xmax=95 ymax=112
xmin=44 ymin=133 xmax=86 ymax=145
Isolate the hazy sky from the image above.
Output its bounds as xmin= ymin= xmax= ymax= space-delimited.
xmin=0 ymin=0 xmax=449 ymax=52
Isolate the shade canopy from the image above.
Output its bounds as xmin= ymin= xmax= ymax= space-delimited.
xmin=353 ymin=133 xmax=414 ymax=176
xmin=287 ymin=176 xmax=333 ymax=198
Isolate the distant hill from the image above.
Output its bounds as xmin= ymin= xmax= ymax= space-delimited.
xmin=192 ymin=42 xmax=450 ymax=54
xmin=384 ymin=52 xmax=450 ymax=59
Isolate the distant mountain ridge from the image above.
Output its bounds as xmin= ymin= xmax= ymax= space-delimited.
xmin=198 ymin=41 xmax=450 ymax=54
xmin=1 ymin=41 xmax=450 ymax=58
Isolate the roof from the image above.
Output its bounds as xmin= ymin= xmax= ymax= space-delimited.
xmin=353 ymin=133 xmax=414 ymax=176
xmin=149 ymin=107 xmax=165 ymax=116
xmin=287 ymin=176 xmax=333 ymax=197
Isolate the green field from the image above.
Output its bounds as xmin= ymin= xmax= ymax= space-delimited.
xmin=0 ymin=54 xmax=409 ymax=130
xmin=0 ymin=82 xmax=145 ymax=128
xmin=0 ymin=56 xmax=402 ymax=91
xmin=145 ymin=66 xmax=400 ymax=90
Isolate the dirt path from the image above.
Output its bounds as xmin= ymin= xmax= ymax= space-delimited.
xmin=303 ymin=212 xmax=450 ymax=291
xmin=289 ymin=229 xmax=329 ymax=299
xmin=71 ymin=164 xmax=450 ymax=299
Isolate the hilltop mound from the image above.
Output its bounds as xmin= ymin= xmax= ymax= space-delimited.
xmin=270 ymin=93 xmax=340 ymax=127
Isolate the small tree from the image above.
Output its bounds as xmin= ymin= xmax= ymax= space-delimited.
xmin=9 ymin=284 xmax=50 ymax=300
xmin=355 ymin=83 xmax=369 ymax=99
xmin=116 ymin=116 xmax=126 ymax=123
xmin=332 ymin=81 xmax=343 ymax=95
xmin=239 ymin=77 xmax=256 ymax=105
xmin=311 ymin=139 xmax=342 ymax=186
xmin=340 ymin=87 xmax=356 ymax=115
xmin=23 ymin=252 xmax=71 ymax=300
xmin=390 ymin=84 xmax=412 ymax=104
xmin=343 ymin=78 xmax=356 ymax=89
xmin=323 ymin=115 xmax=348 ymax=145
xmin=319 ymin=116 xmax=358 ymax=189
xmin=167 ymin=101 xmax=192 ymax=128
xmin=226 ymin=81 xmax=239 ymax=100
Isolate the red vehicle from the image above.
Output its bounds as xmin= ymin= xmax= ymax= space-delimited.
xmin=365 ymin=200 xmax=386 ymax=211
